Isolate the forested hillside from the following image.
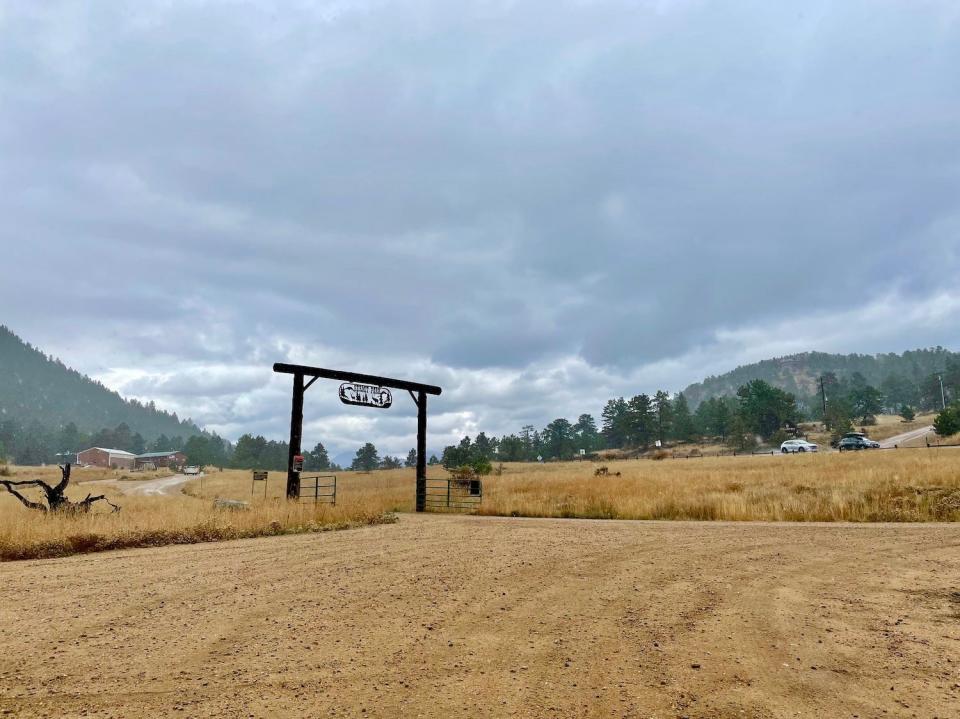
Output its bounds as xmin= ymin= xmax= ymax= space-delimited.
xmin=0 ymin=325 xmax=200 ymax=451
xmin=682 ymin=349 xmax=959 ymax=410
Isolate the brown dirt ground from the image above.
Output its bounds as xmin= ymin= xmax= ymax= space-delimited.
xmin=1 ymin=515 xmax=958 ymax=718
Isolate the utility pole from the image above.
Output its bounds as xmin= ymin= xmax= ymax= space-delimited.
xmin=938 ymin=374 xmax=946 ymax=409
xmin=818 ymin=376 xmax=827 ymax=417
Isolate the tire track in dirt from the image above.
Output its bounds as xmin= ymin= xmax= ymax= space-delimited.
xmin=1 ymin=516 xmax=959 ymax=718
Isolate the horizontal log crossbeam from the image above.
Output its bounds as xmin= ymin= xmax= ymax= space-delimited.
xmin=273 ymin=363 xmax=441 ymax=396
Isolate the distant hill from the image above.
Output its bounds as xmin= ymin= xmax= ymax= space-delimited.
xmin=0 ymin=325 xmax=201 ymax=442
xmin=682 ymin=348 xmax=958 ymax=408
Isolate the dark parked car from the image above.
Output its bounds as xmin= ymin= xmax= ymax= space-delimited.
xmin=838 ymin=436 xmax=880 ymax=451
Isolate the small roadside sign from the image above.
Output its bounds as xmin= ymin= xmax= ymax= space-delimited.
xmin=252 ymin=470 xmax=269 ymax=498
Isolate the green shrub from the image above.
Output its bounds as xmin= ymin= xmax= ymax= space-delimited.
xmin=933 ymin=405 xmax=960 ymax=437
xmin=769 ymin=429 xmax=791 ymax=446
xmin=450 ymin=465 xmax=476 ymax=480
xmin=471 ymin=457 xmax=493 ymax=476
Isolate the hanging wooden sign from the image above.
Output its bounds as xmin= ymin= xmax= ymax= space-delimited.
xmin=339 ymin=382 xmax=393 ymax=409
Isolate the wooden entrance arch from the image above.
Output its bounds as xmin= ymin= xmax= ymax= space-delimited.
xmin=273 ymin=363 xmax=442 ymax=512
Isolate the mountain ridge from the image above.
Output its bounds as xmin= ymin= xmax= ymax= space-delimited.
xmin=0 ymin=325 xmax=201 ymax=442
xmin=681 ymin=347 xmax=958 ymax=408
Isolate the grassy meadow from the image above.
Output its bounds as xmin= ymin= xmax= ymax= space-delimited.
xmin=0 ymin=464 xmax=393 ymax=561
xmin=2 ymin=446 xmax=959 ymax=561
xmin=190 ymin=447 xmax=960 ymax=522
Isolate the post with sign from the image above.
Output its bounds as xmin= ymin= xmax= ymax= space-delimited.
xmin=285 ymin=371 xmax=305 ymax=499
xmin=252 ymin=470 xmax=269 ymax=498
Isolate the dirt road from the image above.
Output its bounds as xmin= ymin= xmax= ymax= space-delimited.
xmin=81 ymin=474 xmax=194 ymax=497
xmin=122 ymin=473 xmax=194 ymax=496
xmin=1 ymin=515 xmax=958 ymax=718
xmin=880 ymin=425 xmax=934 ymax=448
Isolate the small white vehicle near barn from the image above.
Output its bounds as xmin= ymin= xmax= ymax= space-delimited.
xmin=183 ymin=465 xmax=201 ymax=476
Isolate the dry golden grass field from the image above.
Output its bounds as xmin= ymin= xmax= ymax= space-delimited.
xmin=2 ymin=447 xmax=960 ymax=561
xmin=190 ymin=448 xmax=960 ymax=523
xmin=0 ymin=465 xmax=392 ymax=561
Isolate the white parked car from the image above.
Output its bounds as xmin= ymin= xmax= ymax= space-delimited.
xmin=780 ymin=439 xmax=818 ymax=453
xmin=183 ymin=465 xmax=201 ymax=475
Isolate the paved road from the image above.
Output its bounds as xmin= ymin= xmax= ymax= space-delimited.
xmin=1 ymin=514 xmax=958 ymax=718
xmin=879 ymin=425 xmax=934 ymax=448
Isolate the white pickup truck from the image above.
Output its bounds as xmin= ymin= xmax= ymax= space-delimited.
xmin=183 ymin=465 xmax=201 ymax=475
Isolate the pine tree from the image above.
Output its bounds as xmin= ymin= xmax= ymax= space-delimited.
xmin=601 ymin=398 xmax=630 ymax=448
xmin=933 ymin=405 xmax=960 ymax=437
xmin=626 ymin=394 xmax=655 ymax=448
xmin=652 ymin=391 xmax=673 ymax=444
xmin=671 ymin=393 xmax=697 ymax=442
xmin=380 ymin=455 xmax=402 ymax=470
xmin=542 ymin=418 xmax=575 ymax=460
xmin=351 ymin=443 xmax=380 ymax=472
xmin=572 ymin=413 xmax=599 ymax=453
xmin=308 ymin=441 xmax=330 ymax=471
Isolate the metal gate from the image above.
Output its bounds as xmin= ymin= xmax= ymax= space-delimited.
xmin=424 ymin=478 xmax=482 ymax=512
xmin=299 ymin=474 xmax=337 ymax=505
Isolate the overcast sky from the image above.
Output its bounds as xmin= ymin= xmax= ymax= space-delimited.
xmin=2 ymin=1 xmax=959 ymax=457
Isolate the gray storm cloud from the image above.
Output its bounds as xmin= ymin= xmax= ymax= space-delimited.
xmin=2 ymin=1 xmax=959 ymax=455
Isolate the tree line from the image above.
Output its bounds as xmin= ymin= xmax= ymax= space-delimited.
xmin=0 ymin=419 xmax=229 ymax=467
xmin=4 ymin=360 xmax=958 ymax=469
xmin=436 ymin=365 xmax=960 ymax=465
xmin=437 ymin=380 xmax=799 ymax=465
xmin=225 ymin=436 xmax=435 ymax=473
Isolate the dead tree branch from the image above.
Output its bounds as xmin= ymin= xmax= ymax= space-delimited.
xmin=77 ymin=493 xmax=121 ymax=513
xmin=0 ymin=464 xmax=121 ymax=514
xmin=0 ymin=481 xmax=48 ymax=512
